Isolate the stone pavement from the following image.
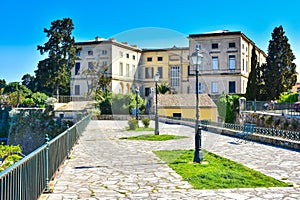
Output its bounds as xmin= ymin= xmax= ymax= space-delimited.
xmin=41 ymin=120 xmax=300 ymax=200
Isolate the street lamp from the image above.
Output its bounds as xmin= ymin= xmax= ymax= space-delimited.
xmin=191 ymin=48 xmax=203 ymax=163
xmin=135 ymin=86 xmax=139 ymax=127
xmin=154 ymin=72 xmax=160 ymax=135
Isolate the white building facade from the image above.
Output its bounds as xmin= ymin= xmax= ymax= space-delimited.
xmin=70 ymin=37 xmax=141 ymax=98
xmin=188 ymin=31 xmax=267 ymax=98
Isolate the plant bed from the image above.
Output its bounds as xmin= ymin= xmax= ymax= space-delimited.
xmin=125 ymin=127 xmax=155 ymax=132
xmin=120 ymin=134 xmax=188 ymax=141
xmin=154 ymin=149 xmax=291 ymax=189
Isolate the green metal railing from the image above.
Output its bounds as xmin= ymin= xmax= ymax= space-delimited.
xmin=161 ymin=116 xmax=300 ymax=141
xmin=0 ymin=114 xmax=90 ymax=200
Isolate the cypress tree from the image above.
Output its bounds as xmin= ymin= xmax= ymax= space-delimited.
xmin=262 ymin=25 xmax=297 ymax=100
xmin=245 ymin=46 xmax=258 ymax=100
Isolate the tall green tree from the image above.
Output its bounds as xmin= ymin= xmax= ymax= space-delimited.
xmin=245 ymin=47 xmax=258 ymax=100
xmin=36 ymin=18 xmax=78 ymax=98
xmin=262 ymin=25 xmax=297 ymax=100
xmin=21 ymin=73 xmax=36 ymax=92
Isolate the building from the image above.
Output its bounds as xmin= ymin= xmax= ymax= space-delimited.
xmin=138 ymin=46 xmax=189 ymax=97
xmin=71 ymin=30 xmax=267 ymax=101
xmin=155 ymin=94 xmax=217 ymax=121
xmin=71 ymin=37 xmax=141 ymax=97
xmin=188 ymin=30 xmax=267 ymax=99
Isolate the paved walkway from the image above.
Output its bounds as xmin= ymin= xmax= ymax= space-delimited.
xmin=42 ymin=120 xmax=300 ymax=199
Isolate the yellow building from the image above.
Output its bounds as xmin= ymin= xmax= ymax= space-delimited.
xmin=154 ymin=94 xmax=217 ymax=122
xmin=137 ymin=46 xmax=189 ymax=97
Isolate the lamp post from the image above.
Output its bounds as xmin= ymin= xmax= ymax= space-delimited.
xmin=135 ymin=86 xmax=139 ymax=127
xmin=191 ymin=48 xmax=203 ymax=163
xmin=154 ymin=72 xmax=160 ymax=135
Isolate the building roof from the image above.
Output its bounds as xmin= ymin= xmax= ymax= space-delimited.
xmin=188 ymin=30 xmax=267 ymax=57
xmin=142 ymin=46 xmax=189 ymax=52
xmin=155 ymin=94 xmax=216 ymax=108
xmin=75 ymin=37 xmax=141 ymax=52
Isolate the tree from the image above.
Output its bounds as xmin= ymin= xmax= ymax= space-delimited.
xmin=0 ymin=79 xmax=6 ymax=95
xmin=262 ymin=25 xmax=297 ymax=100
xmin=21 ymin=73 xmax=36 ymax=92
xmin=245 ymin=47 xmax=258 ymax=100
xmin=36 ymin=18 xmax=78 ymax=98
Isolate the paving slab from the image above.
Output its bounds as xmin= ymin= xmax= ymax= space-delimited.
xmin=41 ymin=120 xmax=300 ymax=199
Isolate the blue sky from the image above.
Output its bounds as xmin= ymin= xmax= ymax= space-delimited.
xmin=0 ymin=0 xmax=299 ymax=83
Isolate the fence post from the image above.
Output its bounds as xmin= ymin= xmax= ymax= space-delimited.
xmin=45 ymin=134 xmax=50 ymax=193
xmin=66 ymin=124 xmax=70 ymax=159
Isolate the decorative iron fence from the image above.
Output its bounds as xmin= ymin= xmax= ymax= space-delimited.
xmin=0 ymin=114 xmax=90 ymax=200
xmin=161 ymin=116 xmax=300 ymax=141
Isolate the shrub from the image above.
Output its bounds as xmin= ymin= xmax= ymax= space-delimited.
xmin=142 ymin=118 xmax=151 ymax=128
xmin=22 ymin=98 xmax=35 ymax=107
xmin=128 ymin=118 xmax=138 ymax=130
xmin=265 ymin=116 xmax=273 ymax=126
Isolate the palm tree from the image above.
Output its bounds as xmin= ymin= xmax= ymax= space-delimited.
xmin=157 ymin=82 xmax=171 ymax=94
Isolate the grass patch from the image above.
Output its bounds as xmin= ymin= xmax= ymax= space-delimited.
xmin=120 ymin=134 xmax=188 ymax=141
xmin=125 ymin=127 xmax=155 ymax=131
xmin=154 ymin=149 xmax=291 ymax=189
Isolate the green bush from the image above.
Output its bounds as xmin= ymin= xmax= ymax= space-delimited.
xmin=128 ymin=118 xmax=138 ymax=130
xmin=22 ymin=98 xmax=35 ymax=107
xmin=142 ymin=118 xmax=151 ymax=128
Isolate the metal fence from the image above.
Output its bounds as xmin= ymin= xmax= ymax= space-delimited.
xmin=161 ymin=116 xmax=300 ymax=141
xmin=0 ymin=114 xmax=90 ymax=200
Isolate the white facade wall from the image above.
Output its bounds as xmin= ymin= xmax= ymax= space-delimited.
xmin=189 ymin=31 xmax=267 ymax=97
xmin=70 ymin=39 xmax=141 ymax=98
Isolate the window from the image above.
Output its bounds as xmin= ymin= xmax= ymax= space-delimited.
xmin=126 ymin=53 xmax=129 ymax=58
xmin=229 ymin=42 xmax=236 ymax=48
xmin=88 ymin=62 xmax=94 ymax=69
xmin=170 ymin=66 xmax=180 ymax=87
xmin=212 ymin=43 xmax=218 ymax=49
xmin=212 ymin=56 xmax=219 ymax=70
xmin=147 ymin=57 xmax=152 ymax=62
xmin=212 ymin=82 xmax=218 ymax=93
xmin=246 ymin=60 xmax=248 ymax=72
xmin=157 ymin=57 xmax=163 ymax=61
xmin=196 ymin=44 xmax=201 ymax=50
xmin=229 ymin=55 xmax=236 ymax=70
xmin=242 ymin=58 xmax=245 ymax=71
xmin=75 ymin=85 xmax=80 ymax=95
xmin=102 ymin=50 xmax=107 ymax=55
xmin=103 ymin=61 xmax=107 ymax=66
xmin=120 ymin=51 xmax=123 ymax=57
xmin=145 ymin=67 xmax=154 ymax=79
xmin=126 ymin=64 xmax=130 ymax=77
xmin=76 ymin=51 xmax=80 ymax=56
xmin=88 ymin=50 xmax=93 ymax=56
xmin=119 ymin=63 xmax=123 ymax=76
xmin=132 ymin=65 xmax=136 ymax=77
xmin=132 ymin=55 xmax=136 ymax=60
xmin=145 ymin=87 xmax=150 ymax=96
xmin=173 ymin=113 xmax=182 ymax=118
xmin=75 ymin=62 xmax=80 ymax=75
xmin=198 ymin=82 xmax=202 ymax=94
xmin=229 ymin=81 xmax=236 ymax=93
xmin=158 ymin=67 xmax=163 ymax=79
